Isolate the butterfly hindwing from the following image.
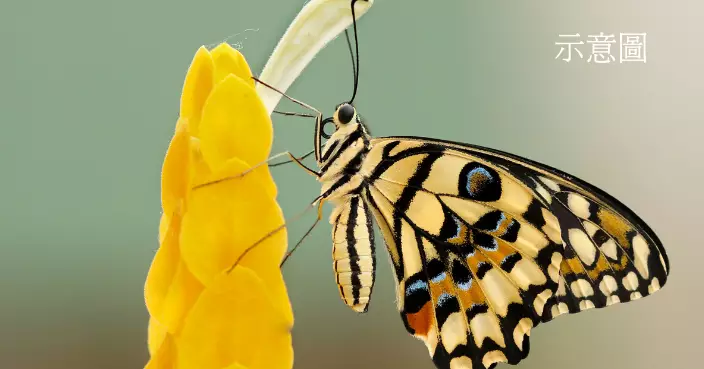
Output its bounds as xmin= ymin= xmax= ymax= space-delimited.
xmin=359 ymin=137 xmax=668 ymax=369
xmin=361 ymin=140 xmax=564 ymax=369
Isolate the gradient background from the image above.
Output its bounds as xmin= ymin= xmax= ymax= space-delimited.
xmin=1 ymin=1 xmax=701 ymax=368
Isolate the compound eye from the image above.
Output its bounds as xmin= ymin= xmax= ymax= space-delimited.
xmin=337 ymin=103 xmax=355 ymax=124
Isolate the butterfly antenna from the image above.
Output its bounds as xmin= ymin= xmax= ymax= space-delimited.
xmin=344 ymin=29 xmax=357 ymax=97
xmin=272 ymin=110 xmax=317 ymax=118
xmin=280 ymin=212 xmax=321 ymax=267
xmin=348 ymin=0 xmax=361 ymax=104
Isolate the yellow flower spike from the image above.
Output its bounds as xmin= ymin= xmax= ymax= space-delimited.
xmin=210 ymin=43 xmax=255 ymax=88
xmin=198 ymin=75 xmax=273 ymax=170
xmin=160 ymin=118 xmax=191 ymax=216
xmin=177 ymin=267 xmax=293 ymax=369
xmin=156 ymin=260 xmax=205 ymax=335
xmin=146 ymin=0 xmax=376 ymax=362
xmin=179 ymin=47 xmax=215 ymax=137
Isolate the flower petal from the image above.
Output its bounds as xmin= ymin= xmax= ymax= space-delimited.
xmin=210 ymin=43 xmax=255 ymax=88
xmin=144 ymin=332 xmax=176 ymax=369
xmin=154 ymin=260 xmax=204 ymax=334
xmin=180 ymin=47 xmax=215 ymax=137
xmin=198 ymin=75 xmax=272 ymax=169
xmin=160 ymin=118 xmax=190 ymax=215
xmin=176 ymin=267 xmax=292 ymax=369
xmin=147 ymin=317 xmax=168 ymax=357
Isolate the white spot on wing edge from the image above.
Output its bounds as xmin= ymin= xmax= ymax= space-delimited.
xmin=599 ymin=275 xmax=618 ymax=296
xmin=648 ymin=278 xmax=661 ymax=294
xmin=513 ymin=318 xmax=533 ymax=351
xmin=623 ymin=272 xmax=639 ymax=291
xmin=607 ymin=295 xmax=621 ymax=305
xmin=450 ymin=357 xmax=473 ymax=369
xmin=571 ymin=279 xmax=594 ymax=298
xmin=482 ymin=350 xmax=508 ymax=368
xmin=579 ymin=300 xmax=596 ymax=310
xmin=632 ymin=234 xmax=651 ymax=279
xmin=550 ymin=302 xmax=570 ymax=317
xmin=534 ymin=289 xmax=553 ymax=316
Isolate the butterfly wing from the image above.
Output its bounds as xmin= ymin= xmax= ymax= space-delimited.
xmin=359 ymin=137 xmax=669 ymax=369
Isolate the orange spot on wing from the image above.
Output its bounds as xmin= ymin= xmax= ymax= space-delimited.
xmin=587 ymin=253 xmax=612 ymax=280
xmin=612 ymin=254 xmax=630 ymax=271
xmin=406 ymin=302 xmax=433 ymax=337
xmin=464 ymin=253 xmax=491 ymax=307
xmin=597 ymin=209 xmax=631 ymax=247
xmin=430 ymin=277 xmax=455 ymax=303
xmin=561 ymin=257 xmax=587 ymax=276
xmin=480 ymin=239 xmax=515 ymax=266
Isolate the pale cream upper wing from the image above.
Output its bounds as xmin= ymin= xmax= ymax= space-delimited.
xmin=358 ymin=137 xmax=668 ymax=369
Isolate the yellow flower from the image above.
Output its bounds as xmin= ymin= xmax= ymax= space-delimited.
xmin=144 ymin=43 xmax=293 ymax=369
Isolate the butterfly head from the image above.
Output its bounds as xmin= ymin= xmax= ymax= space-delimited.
xmin=314 ymin=102 xmax=370 ymax=165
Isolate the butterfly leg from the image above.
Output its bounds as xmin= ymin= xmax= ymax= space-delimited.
xmin=227 ymin=195 xmax=325 ymax=272
xmin=284 ymin=151 xmax=320 ymax=177
xmin=252 ymin=76 xmax=321 ymax=114
xmin=272 ymin=110 xmax=317 ymax=118
xmin=280 ymin=198 xmax=326 ymax=267
xmin=269 ymin=149 xmax=315 ymax=168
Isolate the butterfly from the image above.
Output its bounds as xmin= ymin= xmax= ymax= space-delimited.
xmin=262 ymin=2 xmax=669 ymax=368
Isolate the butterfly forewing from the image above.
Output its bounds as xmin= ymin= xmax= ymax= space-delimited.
xmin=411 ymin=136 xmax=670 ymax=319
xmin=353 ymin=137 xmax=668 ymax=369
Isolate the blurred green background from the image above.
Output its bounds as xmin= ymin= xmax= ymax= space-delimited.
xmin=1 ymin=1 xmax=701 ymax=368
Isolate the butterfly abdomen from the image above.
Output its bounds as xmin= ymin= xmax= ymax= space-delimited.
xmin=330 ymin=195 xmax=377 ymax=313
